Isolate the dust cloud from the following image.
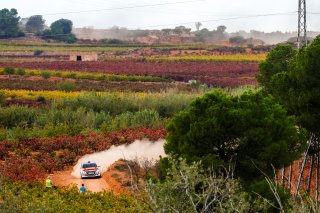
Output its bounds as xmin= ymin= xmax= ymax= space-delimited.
xmin=71 ymin=139 xmax=166 ymax=178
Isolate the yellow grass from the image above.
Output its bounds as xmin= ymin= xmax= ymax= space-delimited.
xmin=0 ymin=89 xmax=82 ymax=100
xmin=0 ymin=89 xmax=198 ymax=100
xmin=147 ymin=53 xmax=267 ymax=62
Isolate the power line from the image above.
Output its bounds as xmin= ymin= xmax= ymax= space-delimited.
xmin=0 ymin=0 xmax=207 ymax=20
xmin=40 ymin=0 xmax=208 ymax=16
xmin=29 ymin=11 xmax=299 ymax=39
xmin=2 ymin=10 xmax=320 ymax=34
xmin=0 ymin=11 xmax=301 ymax=36
xmin=140 ymin=11 xmax=298 ymax=29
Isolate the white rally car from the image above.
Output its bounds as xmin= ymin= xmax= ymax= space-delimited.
xmin=80 ymin=161 xmax=101 ymax=179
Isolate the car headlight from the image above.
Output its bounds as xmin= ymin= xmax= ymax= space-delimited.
xmin=96 ymin=169 xmax=100 ymax=174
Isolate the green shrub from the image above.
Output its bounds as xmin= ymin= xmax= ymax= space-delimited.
xmin=103 ymin=110 xmax=161 ymax=131
xmin=0 ymin=91 xmax=4 ymax=106
xmin=33 ymin=49 xmax=44 ymax=56
xmin=16 ymin=68 xmax=25 ymax=76
xmin=41 ymin=71 xmax=51 ymax=79
xmin=57 ymin=81 xmax=75 ymax=92
xmin=4 ymin=67 xmax=15 ymax=76
xmin=54 ymin=72 xmax=62 ymax=77
xmin=36 ymin=96 xmax=46 ymax=102
xmin=0 ymin=106 xmax=36 ymax=128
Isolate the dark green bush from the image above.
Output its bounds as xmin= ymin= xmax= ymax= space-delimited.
xmin=41 ymin=71 xmax=51 ymax=79
xmin=4 ymin=67 xmax=15 ymax=76
xmin=57 ymin=81 xmax=75 ymax=92
xmin=33 ymin=49 xmax=44 ymax=56
xmin=36 ymin=96 xmax=46 ymax=102
xmin=0 ymin=91 xmax=4 ymax=106
xmin=16 ymin=68 xmax=25 ymax=76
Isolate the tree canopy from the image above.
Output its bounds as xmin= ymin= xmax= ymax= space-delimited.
xmin=256 ymin=44 xmax=296 ymax=93
xmin=26 ymin=15 xmax=45 ymax=33
xmin=258 ymin=35 xmax=320 ymax=137
xmin=0 ymin=8 xmax=24 ymax=39
xmin=41 ymin=19 xmax=76 ymax=43
xmin=165 ymin=91 xmax=305 ymax=183
xmin=172 ymin=26 xmax=191 ymax=34
xmin=217 ymin=25 xmax=227 ymax=33
xmin=229 ymin=36 xmax=246 ymax=46
xmin=195 ymin=22 xmax=202 ymax=31
xmin=50 ymin=19 xmax=73 ymax=35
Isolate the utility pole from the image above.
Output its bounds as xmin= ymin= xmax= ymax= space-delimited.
xmin=297 ymin=0 xmax=307 ymax=48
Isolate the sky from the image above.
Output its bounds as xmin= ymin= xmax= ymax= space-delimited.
xmin=2 ymin=0 xmax=320 ymax=32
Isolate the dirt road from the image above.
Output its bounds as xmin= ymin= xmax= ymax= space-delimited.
xmin=51 ymin=168 xmax=110 ymax=193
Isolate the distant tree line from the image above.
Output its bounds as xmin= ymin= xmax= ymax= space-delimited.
xmin=160 ymin=25 xmax=228 ymax=43
xmin=0 ymin=8 xmax=24 ymax=39
xmin=0 ymin=8 xmax=76 ymax=43
xmin=41 ymin=19 xmax=77 ymax=43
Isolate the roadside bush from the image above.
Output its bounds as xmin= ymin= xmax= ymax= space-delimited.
xmin=41 ymin=71 xmax=51 ymax=79
xmin=0 ymin=180 xmax=137 ymax=212
xmin=143 ymin=158 xmax=269 ymax=212
xmin=57 ymin=81 xmax=75 ymax=92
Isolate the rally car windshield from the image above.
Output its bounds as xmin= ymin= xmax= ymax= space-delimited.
xmin=82 ymin=163 xmax=97 ymax=168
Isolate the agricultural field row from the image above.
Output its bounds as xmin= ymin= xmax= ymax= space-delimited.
xmin=145 ymin=53 xmax=267 ymax=62
xmin=0 ymin=87 xmax=258 ymax=141
xmin=0 ymin=89 xmax=198 ymax=100
xmin=0 ymin=75 xmax=180 ymax=93
xmin=0 ymin=90 xmax=197 ymax=140
xmin=0 ymin=41 xmax=216 ymax=48
xmin=0 ymin=68 xmax=170 ymax=82
xmin=0 ymin=61 xmax=259 ymax=87
xmin=0 ymin=41 xmax=241 ymax=52
xmin=0 ymin=85 xmax=256 ymax=101
xmin=0 ymin=78 xmax=193 ymax=93
xmin=0 ymin=42 xmax=272 ymax=54
xmin=0 ymin=45 xmax=134 ymax=53
xmin=0 ymin=42 xmax=136 ymax=52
